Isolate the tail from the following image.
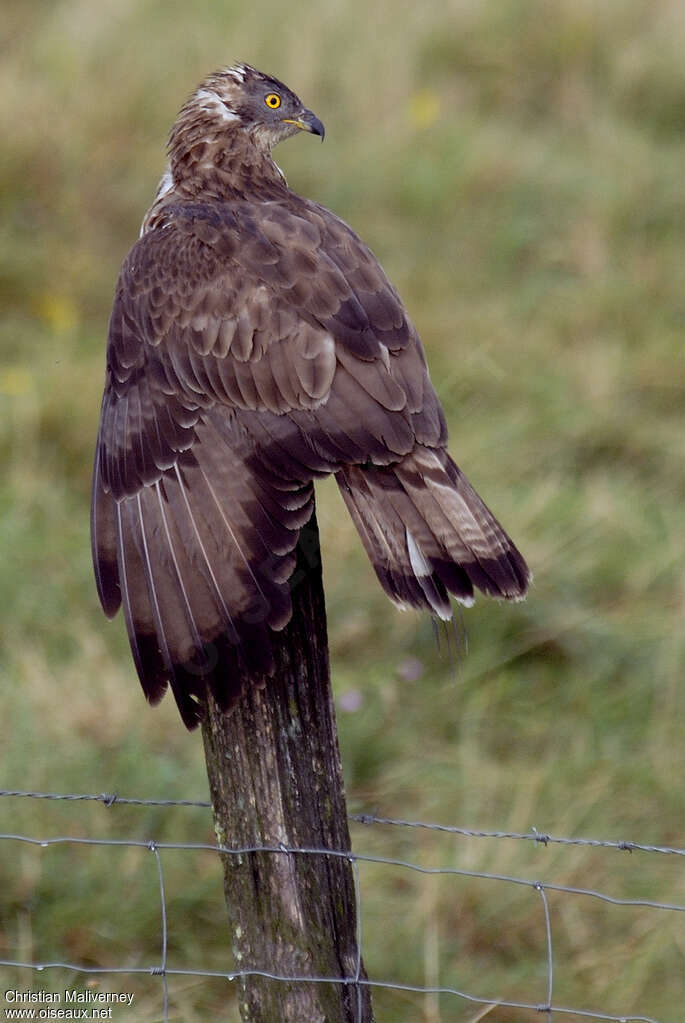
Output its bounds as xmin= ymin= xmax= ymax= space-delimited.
xmin=336 ymin=445 xmax=530 ymax=620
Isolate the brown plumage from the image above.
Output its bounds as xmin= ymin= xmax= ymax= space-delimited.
xmin=92 ymin=64 xmax=531 ymax=727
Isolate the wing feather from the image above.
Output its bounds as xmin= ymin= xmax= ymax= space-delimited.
xmin=115 ymin=498 xmax=169 ymax=706
xmin=91 ymin=444 xmax=120 ymax=618
xmin=93 ymin=181 xmax=529 ymax=727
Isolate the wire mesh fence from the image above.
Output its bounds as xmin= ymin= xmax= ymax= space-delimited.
xmin=0 ymin=789 xmax=683 ymax=1022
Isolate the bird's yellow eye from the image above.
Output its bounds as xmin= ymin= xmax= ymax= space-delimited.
xmin=264 ymin=93 xmax=281 ymax=109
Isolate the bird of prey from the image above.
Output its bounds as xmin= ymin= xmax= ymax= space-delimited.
xmin=91 ymin=64 xmax=530 ymax=728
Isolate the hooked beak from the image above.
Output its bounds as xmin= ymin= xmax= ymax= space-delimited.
xmin=282 ymin=108 xmax=325 ymax=140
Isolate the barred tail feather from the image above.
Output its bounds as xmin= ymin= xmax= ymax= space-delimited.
xmin=336 ymin=445 xmax=530 ymax=618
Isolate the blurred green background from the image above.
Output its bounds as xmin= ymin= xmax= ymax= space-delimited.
xmin=1 ymin=0 xmax=684 ymax=1019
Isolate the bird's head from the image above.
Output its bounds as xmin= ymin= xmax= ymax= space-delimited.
xmin=171 ymin=64 xmax=324 ymax=160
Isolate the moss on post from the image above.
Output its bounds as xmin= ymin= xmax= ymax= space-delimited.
xmin=201 ymin=510 xmax=373 ymax=1023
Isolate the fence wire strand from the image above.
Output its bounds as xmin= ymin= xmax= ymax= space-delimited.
xmin=3 ymin=790 xmax=684 ymax=856
xmin=149 ymin=841 xmax=170 ymax=1022
xmin=0 ymin=789 xmax=682 ymax=1023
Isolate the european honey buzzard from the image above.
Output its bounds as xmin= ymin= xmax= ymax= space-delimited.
xmin=91 ymin=65 xmax=530 ymax=727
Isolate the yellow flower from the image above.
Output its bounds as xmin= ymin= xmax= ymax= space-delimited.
xmin=36 ymin=292 xmax=78 ymax=334
xmin=408 ymin=89 xmax=440 ymax=130
xmin=0 ymin=366 xmax=32 ymax=396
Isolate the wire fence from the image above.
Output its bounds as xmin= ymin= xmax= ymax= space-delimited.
xmin=0 ymin=789 xmax=683 ymax=1023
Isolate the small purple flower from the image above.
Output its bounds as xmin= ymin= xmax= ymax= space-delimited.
xmin=396 ymin=657 xmax=424 ymax=683
xmin=338 ymin=688 xmax=363 ymax=712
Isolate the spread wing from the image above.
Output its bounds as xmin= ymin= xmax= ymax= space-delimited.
xmin=92 ymin=197 xmax=445 ymax=725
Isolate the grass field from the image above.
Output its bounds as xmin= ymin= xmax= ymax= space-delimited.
xmin=1 ymin=1 xmax=685 ymax=1019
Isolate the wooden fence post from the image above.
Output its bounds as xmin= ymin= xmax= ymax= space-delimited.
xmin=201 ymin=509 xmax=374 ymax=1023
